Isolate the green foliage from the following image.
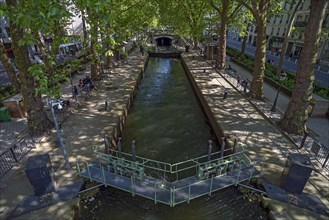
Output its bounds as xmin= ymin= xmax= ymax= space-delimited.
xmin=227 ymin=46 xmax=329 ymax=99
xmin=0 ymin=85 xmax=17 ymax=101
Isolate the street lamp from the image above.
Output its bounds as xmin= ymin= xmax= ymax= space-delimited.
xmin=270 ymin=71 xmax=287 ymax=112
xmin=47 ymin=98 xmax=71 ymax=170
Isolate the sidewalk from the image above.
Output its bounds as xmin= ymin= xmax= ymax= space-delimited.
xmin=0 ymin=51 xmax=146 ymax=219
xmin=182 ymin=52 xmax=328 ymax=212
xmin=227 ymin=59 xmax=329 ymax=150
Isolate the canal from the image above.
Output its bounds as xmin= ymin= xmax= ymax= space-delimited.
xmin=79 ymin=58 xmax=268 ymax=219
xmin=121 ymin=58 xmax=213 ymax=163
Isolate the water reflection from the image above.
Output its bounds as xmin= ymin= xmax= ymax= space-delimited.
xmin=122 ymin=58 xmax=213 ymax=163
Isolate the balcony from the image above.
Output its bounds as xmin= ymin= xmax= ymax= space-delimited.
xmin=294 ymin=22 xmax=307 ymax=27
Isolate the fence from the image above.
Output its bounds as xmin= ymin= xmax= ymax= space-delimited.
xmin=299 ymin=132 xmax=329 ymax=171
xmin=0 ymin=132 xmax=38 ymax=178
xmin=214 ymin=61 xmax=329 ymax=172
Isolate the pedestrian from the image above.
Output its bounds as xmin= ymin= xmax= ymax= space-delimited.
xmin=271 ymin=59 xmax=274 ymax=65
xmin=237 ymin=76 xmax=241 ymax=87
xmin=243 ymin=79 xmax=248 ymax=93
xmin=72 ymin=85 xmax=79 ymax=101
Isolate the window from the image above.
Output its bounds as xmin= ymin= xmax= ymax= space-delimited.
xmin=304 ymin=15 xmax=308 ymax=23
xmin=274 ymin=17 xmax=277 ymax=24
xmin=286 ymin=14 xmax=290 ymax=24
xmin=299 ymin=2 xmax=304 ymax=10
xmin=283 ymin=28 xmax=286 ymax=36
xmin=297 ymin=15 xmax=302 ymax=22
xmin=271 ymin=27 xmax=274 ymax=35
xmin=277 ymin=28 xmax=280 ymax=36
xmin=280 ymin=15 xmax=283 ymax=24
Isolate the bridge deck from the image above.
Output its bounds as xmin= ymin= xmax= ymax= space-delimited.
xmin=79 ymin=161 xmax=259 ymax=206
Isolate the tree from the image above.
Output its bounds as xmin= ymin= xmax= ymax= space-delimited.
xmin=239 ymin=0 xmax=282 ymax=98
xmin=5 ymin=0 xmax=53 ymax=130
xmin=210 ymin=0 xmax=242 ymax=69
xmin=157 ymin=0 xmax=210 ymax=48
xmin=276 ymin=0 xmax=303 ymax=76
xmin=0 ymin=39 xmax=20 ymax=92
xmin=279 ymin=0 xmax=328 ymax=134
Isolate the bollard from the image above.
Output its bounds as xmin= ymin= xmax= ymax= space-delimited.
xmin=207 ymin=140 xmax=213 ymax=161
xmin=105 ymin=101 xmax=108 ymax=111
xmin=233 ymin=137 xmax=237 ymax=154
xmin=104 ymin=135 xmax=109 ymax=154
xmin=300 ymin=131 xmax=308 ymax=149
xmin=220 ymin=137 xmax=226 ymax=158
xmin=117 ymin=137 xmax=122 ymax=158
xmin=223 ymin=89 xmax=228 ymax=99
xmin=203 ymin=69 xmax=206 ymax=73
xmin=131 ymin=140 xmax=136 ymax=161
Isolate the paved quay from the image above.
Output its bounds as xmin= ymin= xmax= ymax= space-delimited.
xmin=0 ymin=49 xmax=328 ymax=219
xmin=0 ymin=51 xmax=146 ymax=219
xmin=181 ymin=53 xmax=329 ymax=211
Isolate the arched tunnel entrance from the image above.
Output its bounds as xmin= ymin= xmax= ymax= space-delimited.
xmin=155 ymin=37 xmax=172 ymax=46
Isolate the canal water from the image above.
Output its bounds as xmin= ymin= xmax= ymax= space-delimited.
xmin=79 ymin=58 xmax=268 ymax=220
xmin=121 ymin=58 xmax=213 ymax=163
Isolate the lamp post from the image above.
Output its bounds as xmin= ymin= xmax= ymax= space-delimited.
xmin=47 ymin=98 xmax=71 ymax=170
xmin=270 ymin=71 xmax=287 ymax=112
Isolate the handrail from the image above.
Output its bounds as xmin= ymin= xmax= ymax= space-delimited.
xmin=93 ymin=145 xmax=251 ymax=179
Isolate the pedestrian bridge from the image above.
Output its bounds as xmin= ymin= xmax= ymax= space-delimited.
xmin=76 ymin=145 xmax=262 ymax=207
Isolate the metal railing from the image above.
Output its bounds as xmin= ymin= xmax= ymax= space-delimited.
xmin=299 ymin=132 xmax=329 ymax=171
xmin=0 ymin=135 xmax=36 ymax=178
xmin=76 ymin=147 xmax=262 ymax=207
xmin=213 ymin=62 xmax=329 ymax=172
xmin=93 ymin=145 xmax=246 ymax=181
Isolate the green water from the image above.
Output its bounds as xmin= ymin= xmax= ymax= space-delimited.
xmin=121 ymin=58 xmax=213 ymax=163
xmin=80 ymin=58 xmax=268 ymax=220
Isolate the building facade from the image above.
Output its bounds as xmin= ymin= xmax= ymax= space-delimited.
xmin=227 ymin=0 xmax=329 ymax=65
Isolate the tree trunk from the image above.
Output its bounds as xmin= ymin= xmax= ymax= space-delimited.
xmin=81 ymin=10 xmax=88 ymax=52
xmin=249 ymin=0 xmax=268 ymax=98
xmin=217 ymin=0 xmax=229 ymax=69
xmin=276 ymin=0 xmax=303 ymax=75
xmin=0 ymin=40 xmax=20 ymax=92
xmin=90 ymin=23 xmax=100 ymax=80
xmin=7 ymin=0 xmax=51 ymax=130
xmin=240 ymin=22 xmax=251 ymax=59
xmin=279 ymin=0 xmax=328 ymax=134
xmin=11 ymin=26 xmax=51 ymax=130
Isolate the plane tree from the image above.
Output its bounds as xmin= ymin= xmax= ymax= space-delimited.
xmin=279 ymin=0 xmax=328 ymax=134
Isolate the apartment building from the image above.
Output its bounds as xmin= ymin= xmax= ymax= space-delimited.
xmin=228 ymin=0 xmax=329 ymax=65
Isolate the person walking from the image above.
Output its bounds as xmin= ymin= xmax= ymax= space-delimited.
xmin=72 ymin=85 xmax=79 ymax=101
xmin=237 ymin=76 xmax=241 ymax=87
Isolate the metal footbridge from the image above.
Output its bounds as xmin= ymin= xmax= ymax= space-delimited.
xmin=76 ymin=145 xmax=262 ymax=207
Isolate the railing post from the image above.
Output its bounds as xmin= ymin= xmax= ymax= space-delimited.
xmin=76 ymin=158 xmax=80 ymax=174
xmin=102 ymin=165 xmax=106 ymax=186
xmin=188 ymin=184 xmax=191 ymax=204
xmin=154 ymin=182 xmax=157 ymax=204
xmin=132 ymin=140 xmax=136 ymax=162
xmin=300 ymin=131 xmax=308 ymax=149
xmin=87 ymin=164 xmax=92 ymax=182
xmin=208 ymin=140 xmax=213 ymax=161
xmin=131 ymin=175 xmax=135 ymax=196
xmin=117 ymin=137 xmax=122 ymax=158
xmin=209 ymin=175 xmax=214 ymax=196
xmin=10 ymin=147 xmax=18 ymax=162
xmin=235 ymin=161 xmax=242 ymax=186
xmin=220 ymin=137 xmax=226 ymax=158
xmin=172 ymin=186 xmax=176 ymax=207
xmin=323 ymin=152 xmax=329 ymax=169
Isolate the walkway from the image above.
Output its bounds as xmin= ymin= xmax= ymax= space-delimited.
xmin=181 ymin=53 xmax=329 ymax=210
xmin=226 ymin=58 xmax=329 ymax=152
xmin=0 ymin=51 xmax=146 ymax=219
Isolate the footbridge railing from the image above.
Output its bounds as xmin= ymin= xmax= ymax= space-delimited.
xmin=76 ymin=145 xmax=263 ymax=206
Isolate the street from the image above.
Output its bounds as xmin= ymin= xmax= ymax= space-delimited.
xmin=226 ymin=38 xmax=329 ymax=87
